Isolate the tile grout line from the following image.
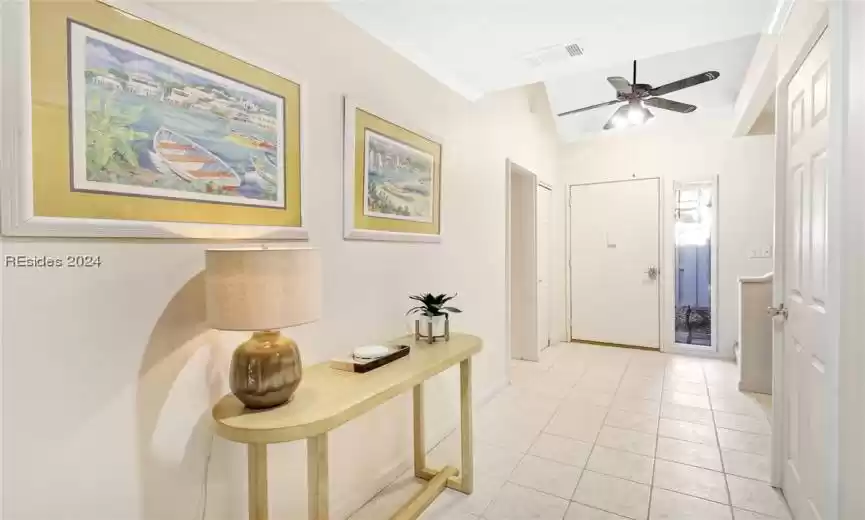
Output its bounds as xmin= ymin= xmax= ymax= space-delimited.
xmin=705 ymin=364 xmax=736 ymax=520
xmin=478 ymin=396 xmax=559 ymax=518
xmin=482 ymin=351 xmax=588 ymax=519
xmin=565 ymin=357 xmax=622 ymax=515
xmin=491 ymin=349 xmax=769 ymax=520
xmin=476 ymin=353 xmax=572 ymax=520
xmin=646 ymin=355 xmax=668 ymax=520
xmin=566 ymin=349 xmax=636 ymax=519
xmin=416 ymin=351 xmax=777 ymax=520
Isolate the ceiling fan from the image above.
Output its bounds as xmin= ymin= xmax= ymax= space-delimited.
xmin=557 ymin=60 xmax=720 ymax=130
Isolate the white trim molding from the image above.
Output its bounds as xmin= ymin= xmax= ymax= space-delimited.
xmin=0 ymin=0 xmax=309 ymax=240
xmin=837 ymin=4 xmax=865 ymax=518
xmin=664 ymin=178 xmax=721 ymax=358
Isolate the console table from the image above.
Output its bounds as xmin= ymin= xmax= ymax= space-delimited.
xmin=211 ymin=333 xmax=483 ymax=520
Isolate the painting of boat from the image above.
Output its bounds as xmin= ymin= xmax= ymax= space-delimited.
xmin=153 ymin=127 xmax=241 ymax=188
xmin=250 ymin=156 xmax=277 ymax=186
xmin=264 ymin=151 xmax=278 ymax=168
xmin=227 ymin=132 xmax=276 ymax=151
xmin=68 ymin=22 xmax=287 ymax=209
xmin=364 ymin=130 xmax=434 ymax=222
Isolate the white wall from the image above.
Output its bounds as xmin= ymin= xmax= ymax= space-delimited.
xmin=559 ymin=121 xmax=775 ymax=358
xmin=1 ymin=2 xmax=560 ymax=520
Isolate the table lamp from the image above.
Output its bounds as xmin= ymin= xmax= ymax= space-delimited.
xmin=205 ymin=247 xmax=321 ymax=409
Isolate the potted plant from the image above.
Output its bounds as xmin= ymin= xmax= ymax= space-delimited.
xmin=407 ymin=293 xmax=461 ymax=342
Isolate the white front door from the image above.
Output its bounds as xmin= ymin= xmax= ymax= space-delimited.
xmin=569 ymin=179 xmax=660 ymax=348
xmin=782 ymin=27 xmax=831 ymax=520
xmin=537 ymin=184 xmax=552 ymax=351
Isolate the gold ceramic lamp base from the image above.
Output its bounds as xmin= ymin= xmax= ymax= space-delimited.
xmin=230 ymin=330 xmax=302 ymax=409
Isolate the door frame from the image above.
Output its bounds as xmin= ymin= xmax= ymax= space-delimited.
xmin=837 ymin=4 xmax=865 ymax=518
xmin=770 ymin=7 xmax=852 ymax=519
xmin=505 ymin=159 xmax=541 ymax=364
xmin=664 ymin=178 xmax=721 ymax=356
xmin=566 ymin=177 xmax=663 ymax=348
xmin=537 ymin=180 xmax=554 ymax=352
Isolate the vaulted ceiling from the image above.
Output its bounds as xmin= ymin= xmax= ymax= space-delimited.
xmin=329 ymin=0 xmax=781 ymax=139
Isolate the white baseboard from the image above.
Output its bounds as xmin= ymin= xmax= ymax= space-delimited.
xmin=663 ymin=342 xmax=736 ymax=360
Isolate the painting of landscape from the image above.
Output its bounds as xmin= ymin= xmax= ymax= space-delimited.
xmin=68 ymin=22 xmax=286 ymax=208
xmin=363 ymin=130 xmax=434 ymax=222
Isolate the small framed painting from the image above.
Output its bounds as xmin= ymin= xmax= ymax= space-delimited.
xmin=0 ymin=0 xmax=306 ymax=239
xmin=343 ymin=97 xmax=442 ymax=242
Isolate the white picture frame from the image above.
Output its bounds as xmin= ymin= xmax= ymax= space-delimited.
xmin=342 ymin=96 xmax=443 ymax=243
xmin=0 ymin=0 xmax=309 ymax=240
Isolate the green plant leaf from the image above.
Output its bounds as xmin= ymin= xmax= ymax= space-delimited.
xmin=409 ymin=292 xmax=461 ymax=317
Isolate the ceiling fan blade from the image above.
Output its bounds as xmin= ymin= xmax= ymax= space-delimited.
xmin=602 ymin=104 xmax=631 ymax=130
xmin=649 ymin=71 xmax=720 ymax=97
xmin=558 ymin=99 xmax=622 ymax=118
xmin=645 ymin=97 xmax=697 ymax=114
xmin=607 ymin=76 xmax=632 ymax=96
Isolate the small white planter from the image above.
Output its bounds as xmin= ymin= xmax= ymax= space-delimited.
xmin=415 ymin=315 xmax=450 ymax=343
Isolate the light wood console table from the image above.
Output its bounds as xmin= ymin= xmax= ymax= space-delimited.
xmin=212 ymin=333 xmax=483 ymax=520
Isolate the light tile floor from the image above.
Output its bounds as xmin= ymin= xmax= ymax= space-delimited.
xmin=348 ymin=342 xmax=788 ymax=520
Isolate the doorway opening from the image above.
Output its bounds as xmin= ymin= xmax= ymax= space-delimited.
xmin=506 ymin=160 xmax=544 ymax=362
xmin=537 ymin=181 xmax=553 ymax=352
xmin=672 ymin=181 xmax=717 ymax=349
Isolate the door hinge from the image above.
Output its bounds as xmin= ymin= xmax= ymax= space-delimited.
xmin=767 ymin=304 xmax=789 ymax=320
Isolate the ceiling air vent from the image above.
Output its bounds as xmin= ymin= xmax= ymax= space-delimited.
xmin=523 ymin=41 xmax=584 ymax=69
xmin=565 ymin=43 xmax=584 ymax=57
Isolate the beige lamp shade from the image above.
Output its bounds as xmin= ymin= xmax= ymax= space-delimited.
xmin=205 ymin=247 xmax=321 ymax=331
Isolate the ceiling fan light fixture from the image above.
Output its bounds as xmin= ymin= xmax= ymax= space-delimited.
xmin=559 ymin=59 xmax=719 ymax=132
xmin=612 ymin=113 xmax=629 ymax=129
xmin=627 ymin=101 xmax=649 ymax=125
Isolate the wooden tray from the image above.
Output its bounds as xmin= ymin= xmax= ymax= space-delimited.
xmin=330 ymin=344 xmax=411 ymax=373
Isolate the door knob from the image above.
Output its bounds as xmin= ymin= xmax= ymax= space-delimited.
xmin=646 ymin=266 xmax=659 ymax=280
xmin=767 ymin=304 xmax=788 ymax=320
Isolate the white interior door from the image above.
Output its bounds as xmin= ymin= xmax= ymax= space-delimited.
xmin=537 ymin=184 xmax=552 ymax=351
xmin=782 ymin=28 xmax=830 ymax=520
xmin=569 ymin=179 xmax=660 ymax=348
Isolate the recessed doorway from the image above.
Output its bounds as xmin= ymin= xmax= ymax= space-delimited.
xmin=568 ymin=178 xmax=661 ymax=349
xmin=507 ymin=160 xmax=545 ymax=361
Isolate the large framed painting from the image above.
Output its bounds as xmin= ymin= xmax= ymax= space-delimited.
xmin=0 ymin=0 xmax=306 ymax=239
xmin=343 ymin=98 xmax=442 ymax=242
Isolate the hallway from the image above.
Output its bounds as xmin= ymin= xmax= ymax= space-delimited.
xmin=350 ymin=343 xmax=787 ymax=520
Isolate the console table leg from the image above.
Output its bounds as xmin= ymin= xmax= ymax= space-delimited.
xmin=413 ymin=384 xmax=426 ymax=477
xmin=308 ymin=433 xmax=329 ymax=520
xmin=248 ymin=444 xmax=269 ymax=520
xmin=458 ymin=357 xmax=474 ymax=494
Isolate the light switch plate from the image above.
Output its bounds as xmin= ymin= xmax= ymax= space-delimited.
xmin=749 ymin=246 xmax=773 ymax=259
